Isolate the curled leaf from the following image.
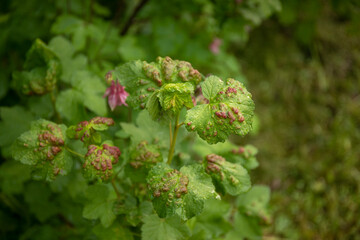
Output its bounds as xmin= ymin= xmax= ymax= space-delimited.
xmin=83 ymin=143 xmax=121 ymax=181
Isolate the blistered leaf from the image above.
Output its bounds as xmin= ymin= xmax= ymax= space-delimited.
xmin=157 ymin=82 xmax=194 ymax=114
xmin=126 ymin=141 xmax=163 ymax=183
xmin=229 ymin=145 xmax=259 ymax=170
xmin=12 ymin=119 xmax=72 ymax=181
xmin=147 ymin=163 xmax=218 ymax=221
xmin=83 ymin=143 xmax=121 ymax=181
xmin=141 ymin=214 xmax=190 ymax=240
xmin=13 ymin=39 xmax=61 ymax=95
xmin=185 ymin=76 xmax=255 ymax=144
xmin=67 ymin=117 xmax=115 ymax=145
xmin=82 ymin=184 xmax=116 ymax=227
xmin=113 ymin=56 xmax=202 ymax=117
xmin=204 ymin=154 xmax=251 ymax=196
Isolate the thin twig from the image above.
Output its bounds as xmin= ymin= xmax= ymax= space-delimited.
xmin=120 ymin=0 xmax=150 ymax=36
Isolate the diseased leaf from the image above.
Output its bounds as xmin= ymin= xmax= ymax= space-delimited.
xmin=126 ymin=141 xmax=163 ymax=183
xmin=83 ymin=143 xmax=121 ymax=182
xmin=82 ymin=184 xmax=116 ymax=227
xmin=204 ymin=154 xmax=251 ymax=196
xmin=157 ymin=82 xmax=194 ymax=115
xmin=228 ymin=145 xmax=259 ymax=170
xmin=12 ymin=119 xmax=72 ymax=181
xmin=114 ymin=56 xmax=202 ymax=117
xmin=201 ymin=75 xmax=224 ymax=101
xmin=141 ymin=214 xmax=190 ymax=240
xmin=147 ymin=163 xmax=218 ymax=220
xmin=12 ymin=39 xmax=61 ymax=95
xmin=67 ymin=117 xmax=115 ymax=145
xmin=185 ymin=76 xmax=255 ymax=144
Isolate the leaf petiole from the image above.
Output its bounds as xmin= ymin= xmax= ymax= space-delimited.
xmin=64 ymin=146 xmax=85 ymax=158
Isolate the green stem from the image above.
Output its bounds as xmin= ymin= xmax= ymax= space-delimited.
xmin=64 ymin=146 xmax=85 ymax=158
xmin=111 ymin=178 xmax=121 ymax=199
xmin=167 ymin=113 xmax=180 ymax=165
xmin=50 ymin=90 xmax=62 ymax=123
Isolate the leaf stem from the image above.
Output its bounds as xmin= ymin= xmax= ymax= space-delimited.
xmin=111 ymin=178 xmax=121 ymax=199
xmin=167 ymin=113 xmax=180 ymax=165
xmin=64 ymin=146 xmax=85 ymax=158
xmin=169 ymin=121 xmax=173 ymax=146
xmin=50 ymin=90 xmax=62 ymax=123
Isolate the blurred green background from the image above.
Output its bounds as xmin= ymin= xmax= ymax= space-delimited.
xmin=0 ymin=0 xmax=359 ymax=239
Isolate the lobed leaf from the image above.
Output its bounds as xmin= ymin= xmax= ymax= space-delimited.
xmin=12 ymin=119 xmax=72 ymax=181
xmin=82 ymin=184 xmax=116 ymax=227
xmin=67 ymin=116 xmax=115 ymax=145
xmin=204 ymin=154 xmax=251 ymax=196
xmin=185 ymin=76 xmax=255 ymax=144
xmin=113 ymin=56 xmax=202 ymax=118
xmin=13 ymin=39 xmax=61 ymax=95
xmin=147 ymin=163 xmax=218 ymax=221
xmin=82 ymin=143 xmax=121 ymax=182
xmin=141 ymin=214 xmax=190 ymax=240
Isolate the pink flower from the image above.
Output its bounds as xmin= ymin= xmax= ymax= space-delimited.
xmin=103 ymin=80 xmax=129 ymax=111
xmin=209 ymin=37 xmax=222 ymax=54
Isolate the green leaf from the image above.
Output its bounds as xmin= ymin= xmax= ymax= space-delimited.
xmin=55 ymin=89 xmax=86 ymax=123
xmin=12 ymin=119 xmax=72 ymax=181
xmin=12 ymin=39 xmax=61 ymax=95
xmin=204 ymin=154 xmax=251 ymax=196
xmin=0 ymin=106 xmax=34 ymax=157
xmin=114 ymin=56 xmax=202 ymax=115
xmin=141 ymin=214 xmax=190 ymax=240
xmin=82 ymin=184 xmax=116 ymax=227
xmin=71 ymin=71 xmax=107 ymax=116
xmin=185 ymin=76 xmax=255 ymax=144
xmin=49 ymin=36 xmax=88 ymax=83
xmin=66 ymin=117 xmax=115 ymax=145
xmin=237 ymin=185 xmax=271 ymax=223
xmin=93 ymin=222 xmax=134 ymax=240
xmin=24 ymin=182 xmax=58 ymax=222
xmin=158 ymin=82 xmax=194 ymax=115
xmin=201 ymin=75 xmax=224 ymax=101
xmin=233 ymin=213 xmax=262 ymax=239
xmin=117 ymin=111 xmax=170 ymax=150
xmin=55 ymin=71 xmax=107 ymax=122
xmin=147 ymin=163 xmax=218 ymax=220
xmin=0 ymin=161 xmax=32 ymax=194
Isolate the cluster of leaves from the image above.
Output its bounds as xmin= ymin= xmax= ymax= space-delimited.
xmin=0 ymin=0 xmax=281 ymax=239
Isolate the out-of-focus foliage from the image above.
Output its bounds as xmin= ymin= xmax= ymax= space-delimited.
xmin=238 ymin=0 xmax=360 ymax=239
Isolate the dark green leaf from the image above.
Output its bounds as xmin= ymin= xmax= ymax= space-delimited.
xmin=141 ymin=214 xmax=190 ymax=240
